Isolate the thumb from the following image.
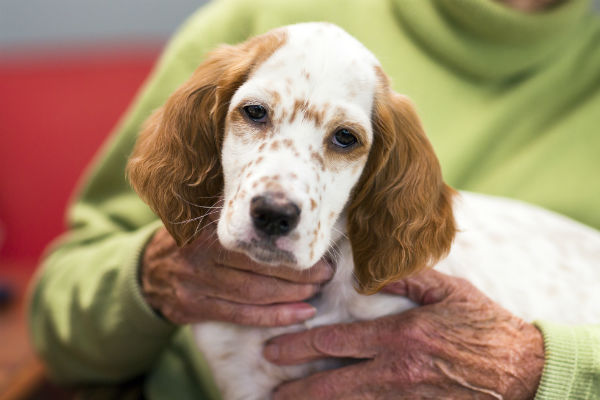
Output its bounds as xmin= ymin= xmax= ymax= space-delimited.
xmin=383 ymin=269 xmax=463 ymax=305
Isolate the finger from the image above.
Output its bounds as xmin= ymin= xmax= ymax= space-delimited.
xmin=273 ymin=361 xmax=375 ymax=400
xmin=180 ymin=264 xmax=320 ymax=305
xmin=382 ymin=269 xmax=464 ymax=305
xmin=264 ymin=321 xmax=378 ymax=365
xmin=216 ymin=251 xmax=334 ymax=284
xmin=180 ymin=297 xmax=317 ymax=327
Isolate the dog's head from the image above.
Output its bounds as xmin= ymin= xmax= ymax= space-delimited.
xmin=128 ymin=23 xmax=456 ymax=294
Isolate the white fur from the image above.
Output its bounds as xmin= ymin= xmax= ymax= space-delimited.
xmin=195 ymin=23 xmax=600 ymax=400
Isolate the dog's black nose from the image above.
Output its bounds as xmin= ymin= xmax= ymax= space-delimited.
xmin=250 ymin=194 xmax=301 ymax=237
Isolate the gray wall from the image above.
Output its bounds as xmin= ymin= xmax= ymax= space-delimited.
xmin=0 ymin=0 xmax=208 ymax=50
xmin=1 ymin=0 xmax=599 ymax=50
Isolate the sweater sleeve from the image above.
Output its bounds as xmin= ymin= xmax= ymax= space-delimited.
xmin=533 ymin=321 xmax=600 ymax=400
xmin=28 ymin=0 xmax=255 ymax=384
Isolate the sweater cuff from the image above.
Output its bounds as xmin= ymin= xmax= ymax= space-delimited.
xmin=118 ymin=220 xmax=176 ymax=337
xmin=533 ymin=320 xmax=600 ymax=400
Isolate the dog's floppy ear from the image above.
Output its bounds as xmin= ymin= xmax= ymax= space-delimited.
xmin=347 ymin=72 xmax=456 ymax=295
xmin=127 ymin=31 xmax=286 ymax=246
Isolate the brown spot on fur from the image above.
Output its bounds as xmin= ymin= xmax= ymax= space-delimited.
xmin=304 ymin=104 xmax=325 ymax=128
xmin=310 ymin=198 xmax=317 ymax=211
xmin=258 ymin=142 xmax=267 ymax=152
xmin=256 ymin=156 xmax=264 ymax=164
xmin=311 ymin=151 xmax=325 ymax=171
xmin=265 ymin=181 xmax=282 ymax=192
xmin=271 ymin=141 xmax=280 ymax=151
xmin=277 ymin=109 xmax=288 ymax=126
xmin=289 ymin=99 xmax=307 ymax=124
xmin=282 ymin=138 xmax=294 ymax=148
xmin=288 ymin=99 xmax=326 ymax=128
xmin=267 ymin=89 xmax=281 ymax=105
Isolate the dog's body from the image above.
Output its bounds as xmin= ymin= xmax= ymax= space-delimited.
xmin=195 ymin=192 xmax=600 ymax=399
xmin=128 ymin=23 xmax=600 ymax=400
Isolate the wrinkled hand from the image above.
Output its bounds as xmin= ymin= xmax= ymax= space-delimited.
xmin=140 ymin=227 xmax=333 ymax=326
xmin=264 ymin=270 xmax=545 ymax=399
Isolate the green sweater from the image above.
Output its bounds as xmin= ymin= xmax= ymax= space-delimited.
xmin=30 ymin=0 xmax=600 ymax=398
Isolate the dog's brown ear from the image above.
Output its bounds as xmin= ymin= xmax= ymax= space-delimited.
xmin=347 ymin=74 xmax=456 ymax=295
xmin=127 ymin=31 xmax=286 ymax=246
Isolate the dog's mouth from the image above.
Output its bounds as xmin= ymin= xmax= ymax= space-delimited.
xmin=236 ymin=239 xmax=297 ymax=265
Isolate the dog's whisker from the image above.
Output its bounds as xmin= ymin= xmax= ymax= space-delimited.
xmin=193 ymin=216 xmax=220 ymax=235
xmin=331 ymin=226 xmax=349 ymax=240
xmin=169 ymin=209 xmax=220 ymax=226
xmin=205 ymin=234 xmax=222 ymax=250
xmin=175 ymin=192 xmax=224 ymax=209
xmin=326 ymin=239 xmax=343 ymax=264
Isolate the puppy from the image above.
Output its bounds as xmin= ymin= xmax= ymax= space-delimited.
xmin=128 ymin=23 xmax=600 ymax=399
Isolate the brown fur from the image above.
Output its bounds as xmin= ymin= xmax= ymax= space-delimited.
xmin=347 ymin=71 xmax=457 ymax=295
xmin=128 ymin=32 xmax=455 ymax=295
xmin=127 ymin=30 xmax=286 ymax=246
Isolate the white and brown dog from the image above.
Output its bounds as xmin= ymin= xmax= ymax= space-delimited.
xmin=128 ymin=23 xmax=600 ymax=400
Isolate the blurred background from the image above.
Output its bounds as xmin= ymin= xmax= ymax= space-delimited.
xmin=0 ymin=0 xmax=599 ymax=398
xmin=0 ymin=0 xmax=208 ymax=265
xmin=0 ymin=1 xmax=208 ymax=399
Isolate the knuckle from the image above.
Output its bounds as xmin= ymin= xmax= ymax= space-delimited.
xmin=268 ymin=309 xmax=291 ymax=327
xmin=228 ymin=306 xmax=271 ymax=327
xmin=171 ymin=281 xmax=187 ymax=303
xmin=223 ymin=305 xmax=244 ymax=324
xmin=452 ymin=276 xmax=472 ymax=290
xmin=239 ymin=278 xmax=267 ymax=304
xmin=314 ymin=327 xmax=344 ymax=354
xmin=397 ymin=316 xmax=427 ymax=344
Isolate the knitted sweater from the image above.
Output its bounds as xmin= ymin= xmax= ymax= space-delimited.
xmin=30 ymin=0 xmax=600 ymax=398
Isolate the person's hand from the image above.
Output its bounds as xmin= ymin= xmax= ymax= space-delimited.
xmin=140 ymin=226 xmax=333 ymax=326
xmin=263 ymin=270 xmax=545 ymax=399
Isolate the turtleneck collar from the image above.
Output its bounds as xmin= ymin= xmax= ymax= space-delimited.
xmin=391 ymin=0 xmax=591 ymax=80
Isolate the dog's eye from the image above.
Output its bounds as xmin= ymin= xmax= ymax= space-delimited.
xmin=332 ymin=128 xmax=358 ymax=148
xmin=243 ymin=105 xmax=268 ymax=122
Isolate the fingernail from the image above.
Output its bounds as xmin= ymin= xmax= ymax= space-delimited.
xmin=293 ymin=305 xmax=316 ymax=321
xmin=264 ymin=343 xmax=280 ymax=361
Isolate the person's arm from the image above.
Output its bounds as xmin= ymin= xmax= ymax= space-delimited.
xmin=28 ymin=0 xmax=257 ymax=384
xmin=533 ymin=321 xmax=600 ymax=399
xmin=263 ymin=270 xmax=600 ymax=399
